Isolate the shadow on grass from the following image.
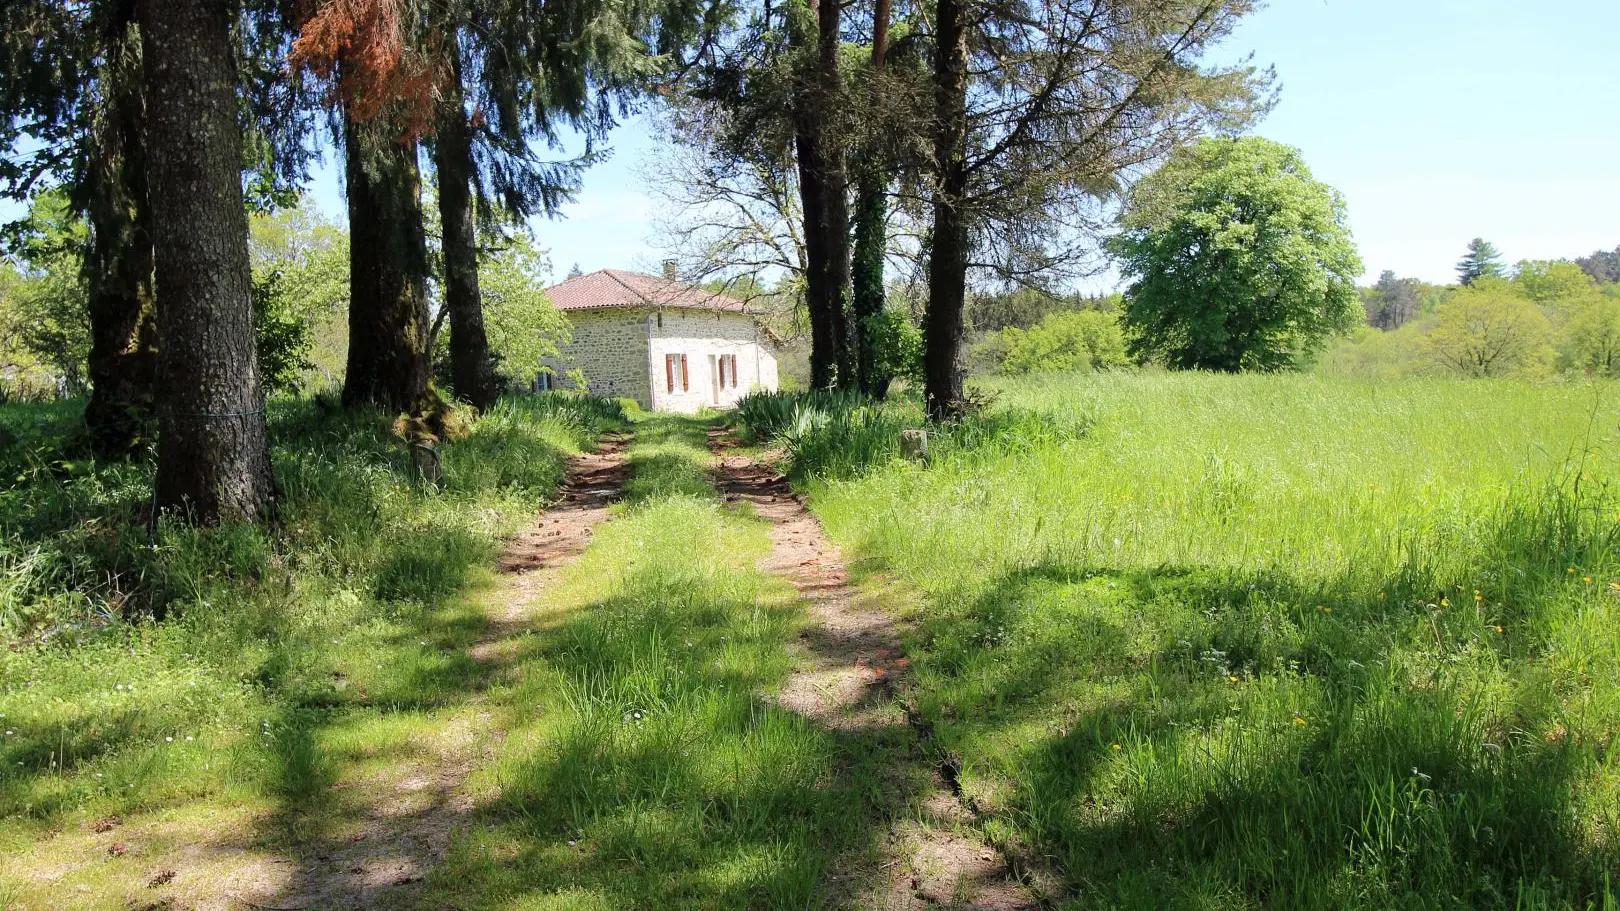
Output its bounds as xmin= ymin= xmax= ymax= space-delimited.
xmin=415 ymin=557 xmax=921 ymax=910
xmin=871 ymin=552 xmax=1617 ymax=910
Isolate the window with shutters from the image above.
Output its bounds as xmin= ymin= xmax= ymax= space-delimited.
xmin=665 ymin=353 xmax=688 ymax=393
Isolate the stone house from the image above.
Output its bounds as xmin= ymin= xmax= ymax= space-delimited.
xmin=540 ymin=267 xmax=780 ymax=412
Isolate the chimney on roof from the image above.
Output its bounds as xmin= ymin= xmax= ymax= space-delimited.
xmin=661 ymin=258 xmax=678 ymax=282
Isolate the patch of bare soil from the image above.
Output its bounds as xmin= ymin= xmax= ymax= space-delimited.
xmin=195 ymin=437 xmax=629 ymax=911
xmin=707 ymin=431 xmax=1045 ymax=910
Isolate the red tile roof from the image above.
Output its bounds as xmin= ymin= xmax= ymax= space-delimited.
xmin=545 ymin=269 xmax=750 ymax=313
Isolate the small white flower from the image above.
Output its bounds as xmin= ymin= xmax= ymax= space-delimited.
xmin=165 ymin=737 xmax=173 ymax=742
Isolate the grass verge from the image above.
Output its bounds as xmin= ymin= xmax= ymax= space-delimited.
xmin=773 ymin=373 xmax=1620 ymax=910
xmin=0 ymin=393 xmax=622 ymax=908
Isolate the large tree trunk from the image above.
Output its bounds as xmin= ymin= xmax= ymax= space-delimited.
xmin=850 ymin=0 xmax=891 ymax=397
xmin=82 ymin=37 xmax=158 ymax=458
xmin=794 ymin=130 xmax=837 ymax=391
xmin=137 ymin=0 xmax=275 ymax=522
xmin=342 ymin=104 xmax=432 ymax=413
xmin=815 ymin=0 xmax=853 ymax=387
xmin=791 ymin=0 xmax=850 ymax=391
xmin=433 ymin=39 xmax=499 ymax=409
xmin=924 ymin=0 xmax=970 ymax=419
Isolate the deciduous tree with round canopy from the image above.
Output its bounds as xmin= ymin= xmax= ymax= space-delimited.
xmin=1111 ymin=137 xmax=1363 ymax=372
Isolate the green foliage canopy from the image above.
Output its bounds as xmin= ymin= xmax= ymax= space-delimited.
xmin=469 ymin=231 xmax=569 ymax=386
xmin=1112 ymin=137 xmax=1363 ymax=372
xmin=1421 ymin=279 xmax=1554 ymax=378
xmin=4 ymin=191 xmax=90 ymax=393
xmin=1513 ymin=259 xmax=1594 ymax=305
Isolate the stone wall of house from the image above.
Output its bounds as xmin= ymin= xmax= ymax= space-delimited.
xmin=543 ymin=308 xmax=653 ymax=406
xmin=541 ymin=306 xmax=779 ymax=412
xmin=649 ymin=309 xmax=779 ymax=413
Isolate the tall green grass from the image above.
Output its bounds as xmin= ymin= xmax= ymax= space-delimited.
xmin=0 ymin=392 xmax=620 ymax=845
xmin=790 ymin=372 xmax=1620 ymax=909
xmin=422 ymin=414 xmax=902 ymax=909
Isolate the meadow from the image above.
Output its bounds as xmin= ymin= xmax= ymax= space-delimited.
xmin=1 ymin=373 xmax=1618 ymax=909
xmin=0 ymin=394 xmax=623 ymax=906
xmin=756 ymin=372 xmax=1620 ymax=909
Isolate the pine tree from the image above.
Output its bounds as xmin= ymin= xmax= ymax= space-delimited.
xmin=849 ymin=0 xmax=893 ymax=397
xmin=139 ymin=0 xmax=276 ymax=522
xmin=922 ymin=0 xmax=1266 ymax=416
xmin=1457 ymin=238 xmax=1505 ymax=286
xmin=0 ymin=4 xmax=159 ymax=456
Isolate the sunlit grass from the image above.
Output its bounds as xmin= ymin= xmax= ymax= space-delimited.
xmin=799 ymin=372 xmax=1620 ymax=909
xmin=0 ymin=392 xmax=624 ymax=905
xmin=423 ymin=414 xmax=891 ymax=909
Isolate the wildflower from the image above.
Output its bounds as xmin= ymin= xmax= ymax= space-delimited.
xmin=1568 ymin=567 xmax=1577 ymax=574
xmin=1609 ymin=581 xmax=1620 ymax=591
xmin=165 ymin=737 xmax=173 ymax=743
xmin=1293 ymin=715 xmax=1307 ymax=725
xmin=1440 ymin=598 xmax=1450 ymax=608
xmin=1228 ymin=675 xmax=1240 ymax=683
xmin=1377 ymin=592 xmax=1386 ymax=601
xmin=1111 ymin=743 xmax=1122 ymax=751
xmin=1583 ymin=577 xmax=1593 ymax=584
xmin=1474 ymin=592 xmax=1484 ymax=602
xmin=1495 ymin=625 xmax=1505 ymax=634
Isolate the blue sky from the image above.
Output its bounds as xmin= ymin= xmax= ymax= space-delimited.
xmin=11 ymin=1 xmax=1617 ymax=289
xmin=509 ymin=0 xmax=1620 ymax=288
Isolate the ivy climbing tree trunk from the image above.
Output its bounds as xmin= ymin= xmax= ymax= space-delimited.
xmin=849 ymin=0 xmax=891 ymax=397
xmin=434 ymin=39 xmax=499 ymax=409
xmin=137 ymin=0 xmax=275 ymax=522
xmin=82 ymin=38 xmax=158 ymax=458
xmin=924 ymin=0 xmax=970 ymax=419
xmin=341 ymin=104 xmax=433 ymax=414
xmin=791 ymin=0 xmax=850 ymax=391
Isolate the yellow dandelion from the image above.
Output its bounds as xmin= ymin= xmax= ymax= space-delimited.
xmin=1495 ymin=625 xmax=1505 ymax=634
xmin=1111 ymin=743 xmax=1122 ymax=751
xmin=1474 ymin=593 xmax=1484 ymax=602
xmin=1608 ymin=581 xmax=1619 ymax=591
xmin=1440 ymin=598 xmax=1450 ymax=608
xmin=1292 ymin=715 xmax=1307 ymax=725
xmin=1568 ymin=567 xmax=1578 ymax=574
xmin=1228 ymin=675 xmax=1240 ymax=683
xmin=1583 ymin=576 xmax=1593 ymax=584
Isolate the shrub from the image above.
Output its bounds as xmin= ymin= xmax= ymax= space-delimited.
xmin=999 ymin=310 xmax=1130 ymax=375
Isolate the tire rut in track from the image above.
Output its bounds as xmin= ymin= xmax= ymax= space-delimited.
xmin=233 ymin=434 xmax=632 ymax=911
xmin=707 ymin=429 xmax=1048 ymax=911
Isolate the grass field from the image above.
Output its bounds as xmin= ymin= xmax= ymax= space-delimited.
xmin=0 ymin=394 xmax=623 ymax=906
xmin=3 ymin=374 xmax=1618 ymax=909
xmin=785 ymin=373 xmax=1620 ymax=909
